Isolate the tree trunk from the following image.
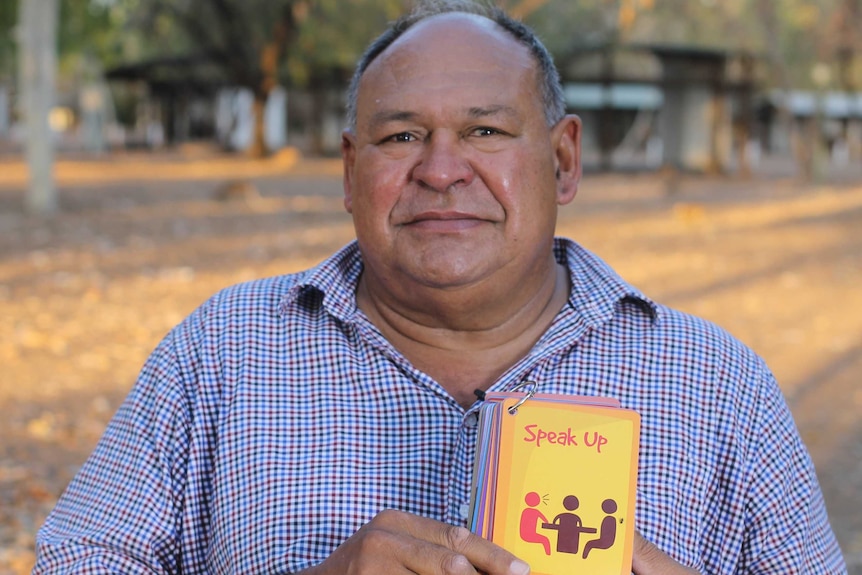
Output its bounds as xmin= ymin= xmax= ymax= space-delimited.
xmin=246 ymin=1 xmax=309 ymax=158
xmin=308 ymin=80 xmax=326 ymax=157
xmin=19 ymin=0 xmax=58 ymax=214
xmin=246 ymin=33 xmax=283 ymax=159
xmin=248 ymin=94 xmax=268 ymax=158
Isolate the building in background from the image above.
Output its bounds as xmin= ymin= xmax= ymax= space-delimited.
xmin=557 ymin=42 xmax=761 ymax=175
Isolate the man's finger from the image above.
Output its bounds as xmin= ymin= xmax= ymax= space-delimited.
xmin=439 ymin=523 xmax=530 ymax=575
xmin=372 ymin=510 xmax=531 ymax=575
xmin=354 ymin=521 xmax=474 ymax=575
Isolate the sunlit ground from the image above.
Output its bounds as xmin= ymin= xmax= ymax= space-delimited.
xmin=0 ymin=151 xmax=860 ymax=573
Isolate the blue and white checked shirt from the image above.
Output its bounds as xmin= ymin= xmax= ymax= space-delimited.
xmin=34 ymin=239 xmax=845 ymax=574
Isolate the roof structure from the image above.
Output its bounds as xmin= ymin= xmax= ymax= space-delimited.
xmin=105 ymin=54 xmax=229 ymax=96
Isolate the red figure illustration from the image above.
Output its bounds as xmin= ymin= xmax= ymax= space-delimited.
xmin=582 ymin=498 xmax=619 ymax=559
xmin=519 ymin=492 xmax=551 ymax=555
xmin=543 ymin=494 xmax=596 ymax=554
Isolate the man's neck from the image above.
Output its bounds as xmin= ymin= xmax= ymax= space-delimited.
xmin=356 ymin=260 xmax=571 ymax=407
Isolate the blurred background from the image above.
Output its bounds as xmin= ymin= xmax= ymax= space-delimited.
xmin=1 ymin=0 xmax=862 ymax=573
xmin=1 ymin=0 xmax=862 ymax=175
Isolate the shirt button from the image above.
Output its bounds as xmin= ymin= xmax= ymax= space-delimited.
xmin=463 ymin=412 xmax=479 ymax=429
xmin=459 ymin=503 xmax=471 ymax=520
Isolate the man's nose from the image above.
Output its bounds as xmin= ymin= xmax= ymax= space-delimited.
xmin=411 ymin=132 xmax=475 ymax=192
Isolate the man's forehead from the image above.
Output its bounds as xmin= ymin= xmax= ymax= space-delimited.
xmin=352 ymin=12 xmax=542 ymax=130
xmin=372 ymin=12 xmax=530 ymax=71
xmin=395 ymin=12 xmax=503 ymax=43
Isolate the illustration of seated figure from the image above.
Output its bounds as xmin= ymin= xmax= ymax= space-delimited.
xmin=519 ymin=492 xmax=551 ymax=555
xmin=582 ymin=498 xmax=619 ymax=559
xmin=548 ymin=495 xmax=595 ymax=554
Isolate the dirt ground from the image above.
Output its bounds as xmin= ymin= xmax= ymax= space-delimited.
xmin=1 ymin=150 xmax=861 ymax=574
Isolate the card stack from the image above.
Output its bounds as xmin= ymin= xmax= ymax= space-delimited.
xmin=468 ymin=388 xmax=641 ymax=575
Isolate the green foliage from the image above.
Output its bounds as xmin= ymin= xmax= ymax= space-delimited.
xmin=0 ymin=0 xmax=19 ymax=79
xmin=520 ymin=0 xmax=616 ymax=55
xmin=287 ymin=0 xmax=407 ymax=87
xmin=523 ymin=0 xmax=861 ymax=90
xmin=1 ymin=0 xmax=859 ymax=92
xmin=57 ymin=0 xmax=125 ymax=82
xmin=136 ymin=0 xmax=405 ymax=88
xmin=0 ymin=0 xmax=144 ymax=82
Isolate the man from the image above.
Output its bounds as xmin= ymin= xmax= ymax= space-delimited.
xmin=34 ymin=2 xmax=845 ymax=574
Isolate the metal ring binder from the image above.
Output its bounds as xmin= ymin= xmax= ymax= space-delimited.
xmin=507 ymin=380 xmax=539 ymax=415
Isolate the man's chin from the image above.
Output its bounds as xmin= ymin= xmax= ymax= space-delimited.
xmin=401 ymin=256 xmax=497 ymax=292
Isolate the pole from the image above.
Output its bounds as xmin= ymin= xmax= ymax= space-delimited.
xmin=18 ymin=0 xmax=58 ymax=214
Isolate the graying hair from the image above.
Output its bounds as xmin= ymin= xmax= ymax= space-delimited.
xmin=344 ymin=0 xmax=566 ymax=130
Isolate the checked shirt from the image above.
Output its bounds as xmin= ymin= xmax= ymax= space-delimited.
xmin=34 ymin=239 xmax=846 ymax=574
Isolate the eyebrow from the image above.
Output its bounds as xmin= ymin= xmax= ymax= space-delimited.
xmin=369 ymin=110 xmax=418 ymax=128
xmin=369 ymin=105 xmax=520 ymax=128
xmin=466 ymin=105 xmax=520 ymax=120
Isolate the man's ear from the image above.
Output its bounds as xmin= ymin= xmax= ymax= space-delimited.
xmin=552 ymin=114 xmax=582 ymax=206
xmin=341 ymin=130 xmax=357 ymax=214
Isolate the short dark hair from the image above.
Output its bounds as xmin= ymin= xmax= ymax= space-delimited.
xmin=345 ymin=0 xmax=566 ymax=130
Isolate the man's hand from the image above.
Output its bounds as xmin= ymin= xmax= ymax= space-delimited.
xmin=632 ymin=531 xmax=701 ymax=574
xmin=302 ymin=509 xmax=531 ymax=575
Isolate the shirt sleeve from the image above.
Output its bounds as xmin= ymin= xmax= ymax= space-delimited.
xmin=32 ymin=317 xmax=198 ymax=574
xmin=738 ymin=367 xmax=847 ymax=574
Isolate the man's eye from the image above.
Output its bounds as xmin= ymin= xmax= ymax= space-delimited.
xmin=385 ymin=132 xmax=415 ymax=143
xmin=473 ymin=127 xmax=502 ymax=137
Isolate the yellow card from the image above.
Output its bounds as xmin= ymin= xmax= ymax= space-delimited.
xmin=491 ymin=397 xmax=640 ymax=575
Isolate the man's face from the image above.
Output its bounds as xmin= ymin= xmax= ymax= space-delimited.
xmin=342 ymin=13 xmax=580 ymax=294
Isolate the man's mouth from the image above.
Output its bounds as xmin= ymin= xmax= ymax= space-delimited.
xmin=406 ymin=211 xmax=487 ymax=231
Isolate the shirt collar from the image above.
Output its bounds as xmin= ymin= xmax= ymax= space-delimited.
xmin=277 ymin=242 xmax=364 ymax=322
xmin=554 ymin=237 xmax=659 ymax=327
xmin=278 ymin=239 xmax=658 ymax=325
